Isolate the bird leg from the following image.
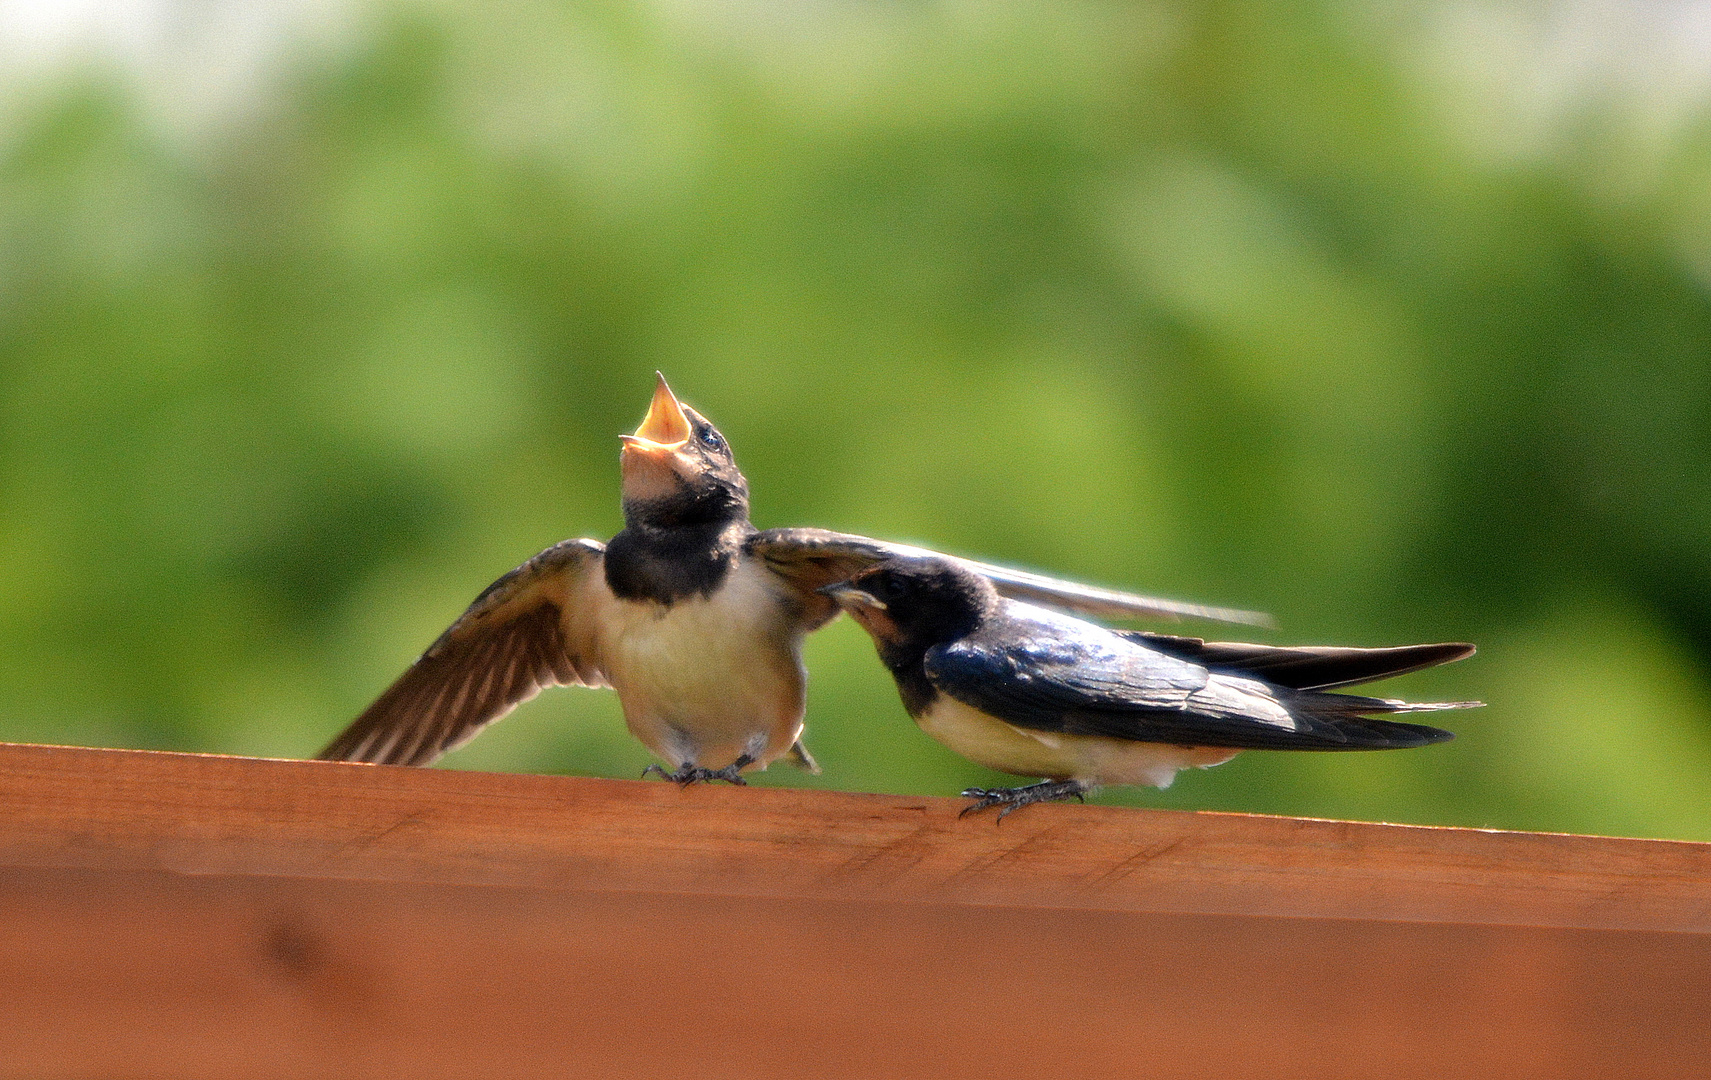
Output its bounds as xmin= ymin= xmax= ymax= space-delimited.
xmin=642 ymin=754 xmax=755 ymax=786
xmin=959 ymin=780 xmax=1091 ymax=821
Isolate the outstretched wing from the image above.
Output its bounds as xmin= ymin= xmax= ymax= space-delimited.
xmin=746 ymin=527 xmax=1272 ymax=627
xmin=924 ymin=603 xmax=1469 ymax=751
xmin=317 ymin=538 xmax=610 ymax=766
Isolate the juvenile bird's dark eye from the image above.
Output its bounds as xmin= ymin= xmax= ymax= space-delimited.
xmin=699 ymin=428 xmax=724 ymax=450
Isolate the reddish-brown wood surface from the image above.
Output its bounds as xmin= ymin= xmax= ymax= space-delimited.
xmin=0 ymin=741 xmax=1708 ymax=1079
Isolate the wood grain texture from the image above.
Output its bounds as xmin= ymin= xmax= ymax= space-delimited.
xmin=3 ymin=864 xmax=1708 ymax=1080
xmin=0 ymin=741 xmax=1708 ymax=1079
xmin=0 ymin=742 xmax=1706 ymax=932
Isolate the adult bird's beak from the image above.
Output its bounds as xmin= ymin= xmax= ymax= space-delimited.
xmin=818 ymin=581 xmax=887 ymax=612
xmin=620 ymin=372 xmax=692 ymax=453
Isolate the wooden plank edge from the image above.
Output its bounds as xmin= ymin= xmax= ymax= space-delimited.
xmin=0 ymin=741 xmax=1707 ymax=934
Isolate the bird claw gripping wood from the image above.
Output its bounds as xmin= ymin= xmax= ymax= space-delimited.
xmin=959 ymin=780 xmax=1090 ymax=821
xmin=642 ymin=754 xmax=754 ymax=786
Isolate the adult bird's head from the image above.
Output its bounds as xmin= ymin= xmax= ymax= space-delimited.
xmin=619 ymin=373 xmax=749 ymax=528
xmin=820 ymin=556 xmax=998 ymax=655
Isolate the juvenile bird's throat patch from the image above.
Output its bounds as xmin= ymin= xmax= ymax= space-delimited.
xmin=620 ymin=447 xmax=696 ymax=504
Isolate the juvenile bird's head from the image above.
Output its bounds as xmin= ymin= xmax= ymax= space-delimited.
xmin=619 ymin=373 xmax=749 ymax=529
xmin=820 ymin=556 xmax=999 ymax=656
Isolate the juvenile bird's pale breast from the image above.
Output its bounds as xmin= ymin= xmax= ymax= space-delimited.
xmin=599 ymin=557 xmax=807 ymax=770
xmin=917 ymin=696 xmax=1238 ymax=788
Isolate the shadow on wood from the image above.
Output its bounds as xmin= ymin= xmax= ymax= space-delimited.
xmin=0 ymin=742 xmax=1706 ymax=1079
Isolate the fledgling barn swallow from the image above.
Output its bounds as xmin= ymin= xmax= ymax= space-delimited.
xmin=317 ymin=375 xmax=1271 ymax=782
xmin=824 ymin=555 xmax=1481 ymax=818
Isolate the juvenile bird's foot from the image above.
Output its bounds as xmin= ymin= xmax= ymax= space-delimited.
xmin=642 ymin=754 xmax=755 ymax=786
xmin=959 ymin=780 xmax=1090 ymax=821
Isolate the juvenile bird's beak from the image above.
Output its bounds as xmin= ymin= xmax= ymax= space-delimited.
xmin=818 ymin=582 xmax=887 ymax=612
xmin=620 ymin=373 xmax=691 ymax=453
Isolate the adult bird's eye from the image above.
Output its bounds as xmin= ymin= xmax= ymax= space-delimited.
xmin=699 ymin=428 xmax=724 ymax=450
xmin=873 ymin=573 xmax=905 ymax=601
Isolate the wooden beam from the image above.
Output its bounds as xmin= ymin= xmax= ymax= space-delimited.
xmin=2 ymin=741 xmax=1706 ymax=932
xmin=0 ymin=742 xmax=1707 ymax=1079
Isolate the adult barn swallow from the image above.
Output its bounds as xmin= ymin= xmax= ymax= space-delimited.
xmin=824 ymin=556 xmax=1479 ymax=818
xmin=317 ymin=376 xmax=1269 ymax=782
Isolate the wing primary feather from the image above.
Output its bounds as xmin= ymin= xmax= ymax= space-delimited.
xmin=748 ymin=527 xmax=1272 ymax=627
xmin=1119 ymin=635 xmax=1475 ymax=691
xmin=426 ymin=639 xmax=490 ymax=758
xmin=965 ymin=560 xmax=1275 ymax=627
xmin=316 ymin=538 xmax=607 ymax=766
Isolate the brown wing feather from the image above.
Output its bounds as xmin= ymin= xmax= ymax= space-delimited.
xmin=317 ymin=538 xmax=609 ymax=766
xmin=743 ymin=529 xmax=900 ymax=629
xmin=746 ymin=528 xmax=1272 ymax=627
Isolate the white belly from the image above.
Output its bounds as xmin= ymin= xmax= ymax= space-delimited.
xmin=918 ymin=696 xmax=1239 ymax=788
xmin=599 ymin=558 xmax=806 ymax=770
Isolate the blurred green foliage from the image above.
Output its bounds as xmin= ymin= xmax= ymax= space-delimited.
xmin=3 ymin=0 xmax=1711 ymax=838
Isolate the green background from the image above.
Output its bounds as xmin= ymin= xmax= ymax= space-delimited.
xmin=4 ymin=0 xmax=1711 ymax=839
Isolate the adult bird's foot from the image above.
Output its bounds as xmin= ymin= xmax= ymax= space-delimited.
xmin=642 ymin=754 xmax=755 ymax=786
xmin=959 ymin=780 xmax=1090 ymax=821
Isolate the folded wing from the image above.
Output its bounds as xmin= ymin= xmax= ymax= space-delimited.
xmin=924 ymin=605 xmax=1473 ymax=752
xmin=747 ymin=528 xmax=1273 ymax=627
xmin=317 ymin=538 xmax=609 ymax=766
xmin=1118 ymin=633 xmax=1475 ymax=690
